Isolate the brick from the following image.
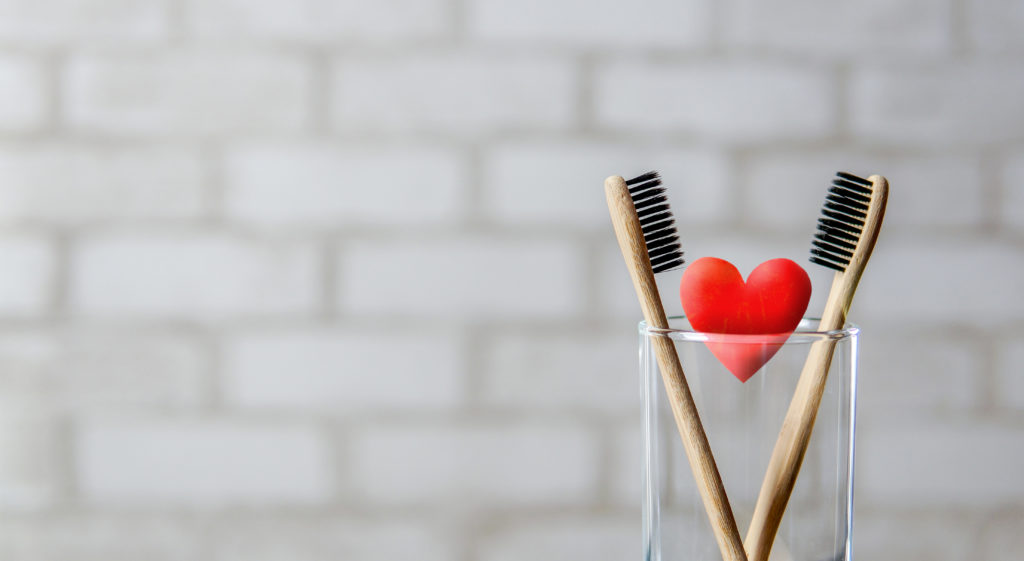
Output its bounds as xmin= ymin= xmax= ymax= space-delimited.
xmin=609 ymin=422 xmax=649 ymax=508
xmin=857 ymin=329 xmax=979 ymax=423
xmin=481 ymin=143 xmax=730 ymax=227
xmin=225 ymin=143 xmax=465 ymax=227
xmin=857 ymin=423 xmax=1024 ymax=506
xmin=480 ymin=332 xmax=637 ymax=414
xmin=65 ymin=52 xmax=311 ymax=136
xmin=338 ymin=239 xmax=584 ymax=320
xmin=0 ymin=144 xmax=205 ymax=224
xmin=743 ymin=153 xmax=984 ymax=231
xmin=854 ymin=240 xmax=1024 ymax=325
xmin=594 ymin=61 xmax=834 ymax=139
xmin=475 ymin=518 xmax=637 ymax=561
xmin=186 ymin=0 xmax=448 ymax=42
xmin=331 ymin=56 xmax=575 ymax=134
xmin=994 ymin=336 xmax=1024 ymax=411
xmin=0 ymin=237 xmax=55 ymax=317
xmin=0 ymin=55 xmax=47 ymax=133
xmin=75 ymin=421 xmax=332 ymax=506
xmin=981 ymin=513 xmax=1024 ymax=561
xmin=723 ymin=0 xmax=951 ymax=57
xmin=854 ymin=512 xmax=976 ymax=561
xmin=967 ymin=0 xmax=1024 ymax=53
xmin=0 ymin=0 xmax=167 ymax=43
xmin=223 ymin=329 xmax=463 ymax=412
xmin=0 ymin=331 xmax=206 ymax=412
xmin=851 ymin=65 xmax=1024 ymax=144
xmin=0 ymin=396 xmax=59 ymax=510
xmin=0 ymin=517 xmax=202 ymax=561
xmin=213 ymin=519 xmax=455 ymax=561
xmin=468 ymin=0 xmax=709 ymax=47
xmin=71 ymin=234 xmax=319 ymax=321
xmin=350 ymin=425 xmax=598 ymax=506
xmin=999 ymin=152 xmax=1024 ymax=233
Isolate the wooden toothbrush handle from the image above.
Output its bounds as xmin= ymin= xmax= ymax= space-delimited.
xmin=746 ymin=174 xmax=885 ymax=561
xmin=606 ymin=178 xmax=746 ymax=561
xmin=650 ymin=333 xmax=747 ymax=561
xmin=744 ymin=273 xmax=849 ymax=561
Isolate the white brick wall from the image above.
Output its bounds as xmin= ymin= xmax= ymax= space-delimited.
xmin=479 ymin=331 xmax=637 ymax=414
xmin=330 ymin=55 xmax=576 ymax=134
xmin=223 ymin=329 xmax=464 ymax=411
xmin=212 ymin=519 xmax=456 ymax=561
xmin=857 ymin=330 xmax=980 ymax=423
xmin=0 ymin=0 xmax=1018 ymax=558
xmin=0 ymin=396 xmax=59 ymax=510
xmin=350 ymin=425 xmax=599 ymax=506
xmin=594 ymin=61 xmax=835 ymax=139
xmin=855 ymin=240 xmax=1024 ymax=324
xmin=482 ymin=143 xmax=730 ymax=227
xmin=0 ymin=0 xmax=167 ymax=43
xmin=0 ymin=331 xmax=207 ymax=412
xmin=65 ymin=52 xmax=312 ymax=136
xmin=338 ymin=239 xmax=584 ymax=320
xmin=851 ymin=64 xmax=1024 ymax=144
xmin=0 ymin=144 xmax=205 ymax=224
xmin=474 ymin=518 xmax=636 ymax=561
xmin=722 ymin=0 xmax=952 ymax=58
xmin=858 ymin=424 xmax=1024 ymax=506
xmin=186 ymin=0 xmax=450 ymax=42
xmin=70 ymin=234 xmax=319 ymax=320
xmin=999 ymin=152 xmax=1024 ymax=233
xmin=468 ymin=0 xmax=710 ymax=48
xmin=967 ymin=0 xmax=1024 ymax=53
xmin=224 ymin=143 xmax=465 ymax=227
xmin=75 ymin=421 xmax=333 ymax=506
xmin=981 ymin=514 xmax=1024 ymax=561
xmin=994 ymin=336 xmax=1024 ymax=411
xmin=0 ymin=517 xmax=202 ymax=561
xmin=854 ymin=513 xmax=977 ymax=561
xmin=0 ymin=54 xmax=47 ymax=133
xmin=742 ymin=152 xmax=985 ymax=230
xmin=609 ymin=423 xmax=646 ymax=508
xmin=0 ymin=237 xmax=55 ymax=317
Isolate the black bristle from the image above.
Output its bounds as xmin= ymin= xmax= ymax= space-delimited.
xmin=809 ymin=171 xmax=873 ymax=273
xmin=814 ymin=232 xmax=855 ymax=250
xmin=625 ymin=171 xmax=684 ymax=274
xmin=832 ymin=178 xmax=872 ymax=197
xmin=626 ymin=171 xmax=660 ymax=188
xmin=836 ymin=171 xmax=872 ymax=186
xmin=824 ymin=199 xmax=867 ymax=220
xmin=632 ymin=188 xmax=667 ymax=208
xmin=828 ymin=185 xmax=871 ymax=205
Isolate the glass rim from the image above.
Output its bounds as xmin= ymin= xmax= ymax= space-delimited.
xmin=639 ymin=316 xmax=859 ymax=344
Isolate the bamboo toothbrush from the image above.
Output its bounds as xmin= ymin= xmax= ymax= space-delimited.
xmin=606 ymin=172 xmax=747 ymax=561
xmin=744 ymin=172 xmax=888 ymax=561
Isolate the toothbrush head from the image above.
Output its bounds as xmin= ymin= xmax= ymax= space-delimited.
xmin=809 ymin=171 xmax=887 ymax=273
xmin=626 ymin=171 xmax=684 ymax=274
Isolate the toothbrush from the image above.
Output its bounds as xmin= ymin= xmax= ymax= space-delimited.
xmin=606 ymin=172 xmax=747 ymax=561
xmin=744 ymin=172 xmax=888 ymax=561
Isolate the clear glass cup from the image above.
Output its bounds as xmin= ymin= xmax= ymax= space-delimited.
xmin=640 ymin=317 xmax=858 ymax=561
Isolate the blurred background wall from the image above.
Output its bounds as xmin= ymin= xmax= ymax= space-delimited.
xmin=0 ymin=0 xmax=1020 ymax=559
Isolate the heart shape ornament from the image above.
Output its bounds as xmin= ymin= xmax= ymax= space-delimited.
xmin=679 ymin=257 xmax=812 ymax=382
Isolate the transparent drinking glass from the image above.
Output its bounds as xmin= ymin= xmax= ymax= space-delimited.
xmin=640 ymin=317 xmax=858 ymax=561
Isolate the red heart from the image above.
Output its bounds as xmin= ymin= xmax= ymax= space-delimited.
xmin=679 ymin=257 xmax=811 ymax=382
